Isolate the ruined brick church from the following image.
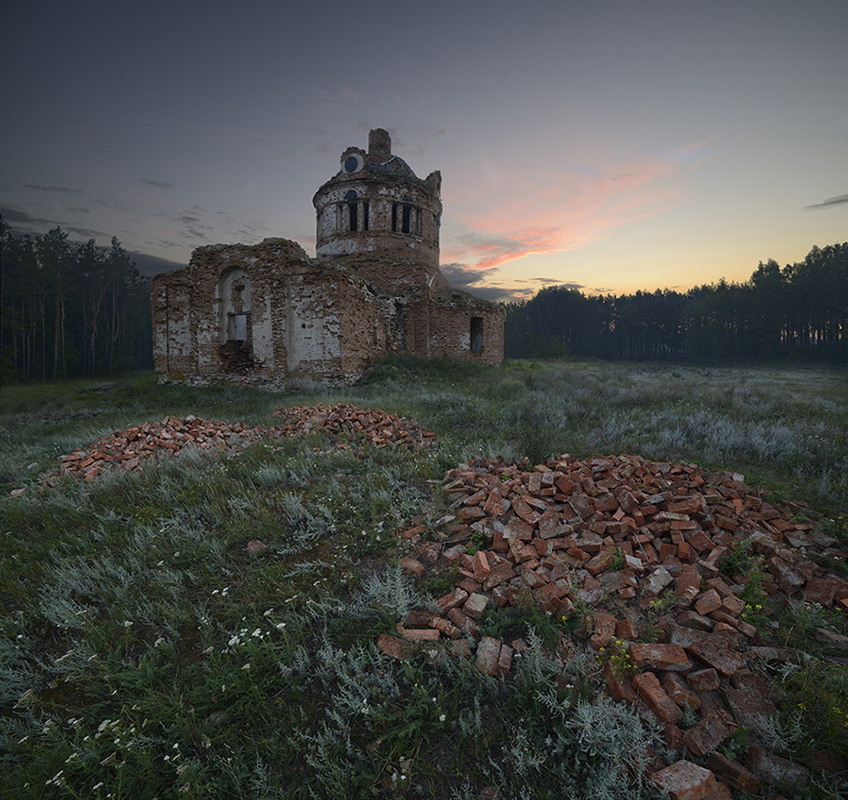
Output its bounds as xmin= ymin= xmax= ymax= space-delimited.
xmin=151 ymin=128 xmax=504 ymax=389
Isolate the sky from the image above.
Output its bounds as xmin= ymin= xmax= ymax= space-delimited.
xmin=2 ymin=0 xmax=846 ymax=302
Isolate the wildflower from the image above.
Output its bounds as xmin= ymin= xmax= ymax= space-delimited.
xmin=275 ymin=622 xmax=286 ymax=631
xmin=92 ymin=782 xmax=104 ymax=791
xmin=439 ymin=714 xmax=446 ymax=722
xmin=123 ymin=620 xmax=133 ymax=628
xmin=241 ymin=663 xmax=251 ymax=670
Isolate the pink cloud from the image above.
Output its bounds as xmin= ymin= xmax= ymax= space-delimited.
xmin=441 ymin=152 xmax=693 ymax=269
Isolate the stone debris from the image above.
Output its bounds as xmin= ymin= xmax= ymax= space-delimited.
xmin=270 ymin=403 xmax=436 ymax=449
xmin=51 ymin=415 xmax=267 ymax=483
xmin=381 ymin=453 xmax=848 ymax=796
xmin=26 ymin=404 xmax=434 ymax=489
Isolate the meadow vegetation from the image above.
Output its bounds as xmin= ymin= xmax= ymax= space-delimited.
xmin=1 ymin=358 xmax=846 ymax=798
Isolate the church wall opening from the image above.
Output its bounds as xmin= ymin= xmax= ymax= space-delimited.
xmin=218 ymin=268 xmax=253 ymax=370
xmin=471 ymin=316 xmax=484 ymax=354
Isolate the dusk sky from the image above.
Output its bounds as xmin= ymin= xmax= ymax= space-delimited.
xmin=2 ymin=0 xmax=846 ymax=301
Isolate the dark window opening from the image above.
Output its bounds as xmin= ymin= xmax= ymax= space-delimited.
xmin=348 ymin=202 xmax=358 ymax=231
xmin=233 ymin=284 xmax=245 ymax=292
xmin=362 ymin=201 xmax=369 ymax=231
xmin=470 ymin=317 xmax=484 ymax=354
xmin=392 ymin=202 xmax=420 ymax=236
xmin=228 ymin=313 xmax=249 ymax=342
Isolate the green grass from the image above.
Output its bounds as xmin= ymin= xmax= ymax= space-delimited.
xmin=1 ymin=358 xmax=846 ymax=798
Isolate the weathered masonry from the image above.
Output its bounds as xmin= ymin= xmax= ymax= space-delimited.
xmin=152 ymin=128 xmax=504 ymax=389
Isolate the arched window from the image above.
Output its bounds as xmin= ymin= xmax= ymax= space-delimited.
xmin=339 ymin=190 xmax=369 ymax=232
xmin=392 ymin=194 xmax=421 ymax=236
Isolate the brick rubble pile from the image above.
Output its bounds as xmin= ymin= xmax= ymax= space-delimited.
xmin=271 ymin=403 xmax=436 ymax=449
xmin=26 ymin=405 xmax=434 ymax=489
xmin=53 ymin=416 xmax=267 ymax=482
xmin=382 ymin=453 xmax=848 ymax=799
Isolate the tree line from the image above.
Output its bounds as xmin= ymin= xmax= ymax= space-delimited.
xmin=504 ymin=243 xmax=848 ymax=363
xmin=1 ymin=216 xmax=153 ymax=383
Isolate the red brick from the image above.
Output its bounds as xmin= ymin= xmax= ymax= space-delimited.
xmin=616 ymin=618 xmax=640 ymax=640
xmin=603 ymin=660 xmax=636 ymax=703
xmin=513 ymin=496 xmax=542 ymax=526
xmin=463 ymin=592 xmax=489 ymax=620
xmin=706 ymin=752 xmax=761 ymax=796
xmin=652 ymin=761 xmax=718 ymax=800
xmin=661 ymin=672 xmax=701 ymax=712
xmin=435 ymin=588 xmax=468 ymax=613
xmin=472 ymin=550 xmax=491 ymax=582
xmin=504 ymin=517 xmax=533 ymax=541
xmin=685 ymin=636 xmax=744 ymax=677
xmin=803 ymin=577 xmax=836 ymax=606
xmin=476 ymin=636 xmax=502 ymax=677
xmin=675 ymin=564 xmax=702 ymax=607
xmin=377 ymin=633 xmax=415 ymax=660
xmin=589 ymin=610 xmax=616 ymax=650
xmin=634 ymin=671 xmax=682 ymax=724
xmin=483 ymin=561 xmax=515 ymax=591
xmin=629 ymin=642 xmax=691 ymax=672
xmin=687 ymin=667 xmax=719 ymax=692
xmin=720 ymin=594 xmax=745 ymax=616
xmin=497 ymin=643 xmax=513 ymax=675
xmin=682 ymin=711 xmax=731 ymax=757
xmin=694 ymin=589 xmax=722 ymax=616
xmin=396 ymin=623 xmax=440 ymax=642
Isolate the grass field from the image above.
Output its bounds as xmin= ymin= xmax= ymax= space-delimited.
xmin=1 ymin=359 xmax=846 ymax=798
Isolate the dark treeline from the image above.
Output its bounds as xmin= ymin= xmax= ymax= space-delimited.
xmin=505 ymin=243 xmax=848 ymax=363
xmin=1 ymin=216 xmax=152 ymax=383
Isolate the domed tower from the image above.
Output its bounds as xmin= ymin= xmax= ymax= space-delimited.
xmin=312 ymin=129 xmax=442 ymax=282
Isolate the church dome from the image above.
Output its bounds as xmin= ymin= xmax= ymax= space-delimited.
xmin=312 ymin=129 xmax=442 ymax=270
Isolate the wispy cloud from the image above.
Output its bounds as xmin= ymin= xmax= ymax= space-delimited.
xmin=805 ymin=193 xmax=848 ymax=210
xmin=23 ymin=184 xmax=82 ymax=194
xmin=1 ymin=207 xmax=54 ymax=225
xmin=141 ymin=179 xmax=175 ymax=190
xmin=440 ymin=262 xmax=543 ymax=303
xmin=67 ymin=225 xmax=106 ymax=239
xmin=440 ymin=262 xmax=499 ymax=289
xmin=442 ymin=149 xmax=698 ymax=269
xmin=129 ymin=251 xmax=185 ymax=277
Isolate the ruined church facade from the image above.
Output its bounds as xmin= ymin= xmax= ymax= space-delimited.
xmin=152 ymin=129 xmax=504 ymax=389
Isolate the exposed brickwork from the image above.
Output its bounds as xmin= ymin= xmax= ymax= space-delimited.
xmin=152 ymin=129 xmax=504 ymax=388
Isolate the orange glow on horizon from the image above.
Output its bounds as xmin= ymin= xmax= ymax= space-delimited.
xmin=442 ymin=150 xmax=698 ymax=272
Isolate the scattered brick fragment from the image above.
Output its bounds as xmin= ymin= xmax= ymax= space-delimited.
xmin=652 ymin=760 xmax=718 ymax=800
